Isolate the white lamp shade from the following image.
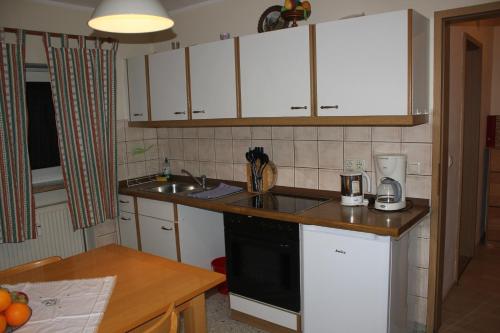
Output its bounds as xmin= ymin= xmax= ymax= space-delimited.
xmin=88 ymin=0 xmax=174 ymax=33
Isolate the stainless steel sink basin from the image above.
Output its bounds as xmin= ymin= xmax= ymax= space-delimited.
xmin=148 ymin=183 xmax=201 ymax=194
xmin=146 ymin=182 xmax=215 ymax=195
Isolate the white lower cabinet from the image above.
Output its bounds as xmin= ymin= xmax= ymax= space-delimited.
xmin=301 ymin=225 xmax=409 ymax=333
xmin=119 ymin=211 xmax=138 ymax=250
xmin=177 ymin=205 xmax=225 ymax=270
xmin=137 ymin=198 xmax=177 ymax=261
xmin=139 ymin=215 xmax=177 ymax=260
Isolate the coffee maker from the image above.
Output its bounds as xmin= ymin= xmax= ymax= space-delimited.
xmin=374 ymin=154 xmax=407 ymax=211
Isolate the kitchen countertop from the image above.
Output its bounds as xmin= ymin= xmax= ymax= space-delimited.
xmin=119 ymin=177 xmax=429 ymax=237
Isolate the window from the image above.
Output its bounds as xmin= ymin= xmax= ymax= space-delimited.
xmin=25 ymin=64 xmax=62 ymax=185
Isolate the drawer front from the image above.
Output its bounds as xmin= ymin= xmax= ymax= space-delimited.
xmin=119 ymin=211 xmax=139 ymax=250
xmin=139 ymin=215 xmax=177 ymax=261
xmin=119 ymin=195 xmax=135 ymax=213
xmin=137 ymin=198 xmax=175 ymax=221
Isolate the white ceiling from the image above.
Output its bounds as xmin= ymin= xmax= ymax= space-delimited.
xmin=42 ymin=0 xmax=213 ymax=12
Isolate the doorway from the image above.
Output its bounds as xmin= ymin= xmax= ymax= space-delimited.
xmin=457 ymin=36 xmax=482 ymax=277
xmin=431 ymin=3 xmax=500 ymax=333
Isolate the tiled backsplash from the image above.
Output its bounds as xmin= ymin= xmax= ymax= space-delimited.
xmin=117 ymin=120 xmax=432 ymax=199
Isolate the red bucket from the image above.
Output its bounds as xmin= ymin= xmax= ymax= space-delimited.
xmin=211 ymin=257 xmax=228 ymax=294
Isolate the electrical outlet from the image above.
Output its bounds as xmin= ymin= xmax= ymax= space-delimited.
xmin=344 ymin=159 xmax=366 ymax=171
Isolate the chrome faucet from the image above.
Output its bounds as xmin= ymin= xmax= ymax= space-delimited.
xmin=181 ymin=169 xmax=208 ymax=190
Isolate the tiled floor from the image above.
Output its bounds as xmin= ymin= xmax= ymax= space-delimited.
xmin=179 ymin=290 xmax=268 ymax=333
xmin=439 ymin=245 xmax=500 ymax=333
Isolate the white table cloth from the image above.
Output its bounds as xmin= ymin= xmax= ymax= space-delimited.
xmin=3 ymin=276 xmax=116 ymax=333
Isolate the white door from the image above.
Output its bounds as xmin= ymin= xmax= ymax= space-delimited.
xmin=139 ymin=215 xmax=177 ymax=260
xmin=190 ymin=39 xmax=237 ymax=119
xmin=118 ymin=212 xmax=138 ymax=250
xmin=149 ymin=49 xmax=188 ymax=120
xmin=316 ymin=10 xmax=408 ymax=116
xmin=177 ymin=205 xmax=225 ymax=270
xmin=127 ymin=55 xmax=148 ymax=121
xmin=302 ymin=225 xmax=391 ymax=333
xmin=240 ymin=26 xmax=311 ymax=118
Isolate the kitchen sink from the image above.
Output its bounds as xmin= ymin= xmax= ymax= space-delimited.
xmin=146 ymin=182 xmax=214 ymax=195
xmin=148 ymin=183 xmax=199 ymax=194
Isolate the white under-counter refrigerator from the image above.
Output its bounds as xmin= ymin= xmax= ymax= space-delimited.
xmin=301 ymin=225 xmax=409 ymax=333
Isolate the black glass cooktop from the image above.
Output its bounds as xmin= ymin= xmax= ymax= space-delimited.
xmin=231 ymin=193 xmax=329 ymax=214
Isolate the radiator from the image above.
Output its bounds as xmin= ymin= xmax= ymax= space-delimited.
xmin=0 ymin=203 xmax=85 ymax=270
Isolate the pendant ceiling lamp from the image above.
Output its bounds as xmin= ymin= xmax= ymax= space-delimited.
xmin=88 ymin=0 xmax=174 ymax=33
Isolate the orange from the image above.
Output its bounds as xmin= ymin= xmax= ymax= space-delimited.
xmin=0 ymin=313 xmax=6 ymax=333
xmin=5 ymin=303 xmax=31 ymax=327
xmin=0 ymin=290 xmax=11 ymax=312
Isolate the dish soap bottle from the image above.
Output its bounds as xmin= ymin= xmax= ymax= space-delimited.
xmin=163 ymin=158 xmax=172 ymax=180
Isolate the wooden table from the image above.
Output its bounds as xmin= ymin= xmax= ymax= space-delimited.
xmin=0 ymin=245 xmax=225 ymax=333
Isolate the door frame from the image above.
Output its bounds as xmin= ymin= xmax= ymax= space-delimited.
xmin=429 ymin=2 xmax=500 ymax=332
xmin=456 ymin=33 xmax=483 ymax=278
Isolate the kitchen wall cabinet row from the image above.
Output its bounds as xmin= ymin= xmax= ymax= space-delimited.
xmin=117 ymin=195 xmax=225 ymax=269
xmin=127 ymin=9 xmax=429 ymax=126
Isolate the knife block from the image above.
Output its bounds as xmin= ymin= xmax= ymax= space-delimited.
xmin=246 ymin=160 xmax=278 ymax=193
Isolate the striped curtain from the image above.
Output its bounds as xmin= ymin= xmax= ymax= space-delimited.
xmin=0 ymin=29 xmax=36 ymax=243
xmin=43 ymin=35 xmax=118 ymax=230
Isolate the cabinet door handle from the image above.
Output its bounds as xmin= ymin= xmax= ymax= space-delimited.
xmin=193 ymin=110 xmax=205 ymax=114
xmin=119 ymin=200 xmax=129 ymax=204
xmin=320 ymin=105 xmax=339 ymax=110
xmin=335 ymin=249 xmax=346 ymax=255
xmin=161 ymin=226 xmax=173 ymax=231
xmin=133 ymin=113 xmax=143 ymax=116
xmin=290 ymin=106 xmax=308 ymax=110
xmin=174 ymin=111 xmax=186 ymax=115
xmin=120 ymin=217 xmax=131 ymax=221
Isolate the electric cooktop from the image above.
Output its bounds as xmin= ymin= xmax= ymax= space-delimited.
xmin=231 ymin=192 xmax=329 ymax=214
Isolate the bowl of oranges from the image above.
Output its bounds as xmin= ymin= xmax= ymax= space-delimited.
xmin=0 ymin=288 xmax=31 ymax=333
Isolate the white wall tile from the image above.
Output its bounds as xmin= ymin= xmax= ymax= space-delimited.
xmin=403 ymin=123 xmax=432 ymax=143
xmin=184 ymin=160 xmax=200 ymax=176
xmin=272 ymin=127 xmax=294 ymax=140
xmin=406 ymin=175 xmax=432 ymax=199
xmin=407 ymin=295 xmax=427 ymax=326
xmin=199 ymin=161 xmax=216 ymax=178
xmin=214 ymin=127 xmax=232 ymax=139
xmin=183 ymin=127 xmax=198 ymax=138
xmin=318 ymin=127 xmax=343 ymax=141
xmin=273 ymin=140 xmax=294 ymax=167
xmin=169 ymin=128 xmax=183 ymax=138
xmin=216 ymin=163 xmax=234 ymax=180
xmin=402 ymin=143 xmax=432 ymax=176
xmin=319 ymin=141 xmax=343 ymax=169
xmin=252 ymin=126 xmax=272 ymax=139
xmin=168 ymin=139 xmax=184 ymax=160
xmin=294 ymin=127 xmax=317 ymax=140
xmin=198 ymin=127 xmax=215 ymax=138
xmin=344 ymin=142 xmax=372 ymax=171
xmin=198 ymin=139 xmax=215 ymax=162
xmin=233 ymin=140 xmax=251 ymax=164
xmin=215 ymin=139 xmax=233 ymax=162
xmin=276 ymin=167 xmax=294 ymax=187
xmin=295 ymin=141 xmax=318 ymax=168
xmin=344 ymin=127 xmax=371 ymax=141
xmin=408 ymin=266 xmax=429 ymax=298
xmin=372 ymin=127 xmax=402 ymax=142
xmin=319 ymin=169 xmax=341 ymax=191
xmin=233 ymin=163 xmax=247 ymax=182
xmin=409 ymin=236 xmax=430 ymax=269
xmin=295 ymin=168 xmax=318 ymax=189
xmin=232 ymin=127 xmax=251 ymax=139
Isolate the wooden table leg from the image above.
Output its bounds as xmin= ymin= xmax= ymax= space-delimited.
xmin=180 ymin=294 xmax=207 ymax=333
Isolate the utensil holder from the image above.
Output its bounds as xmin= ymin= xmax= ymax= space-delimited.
xmin=246 ymin=160 xmax=278 ymax=193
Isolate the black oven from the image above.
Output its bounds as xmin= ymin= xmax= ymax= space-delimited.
xmin=224 ymin=212 xmax=300 ymax=312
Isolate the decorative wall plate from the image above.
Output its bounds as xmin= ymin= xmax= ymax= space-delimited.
xmin=258 ymin=5 xmax=291 ymax=33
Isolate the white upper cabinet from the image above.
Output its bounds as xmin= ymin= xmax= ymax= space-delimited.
xmin=127 ymin=55 xmax=148 ymax=121
xmin=190 ymin=39 xmax=237 ymax=119
xmin=149 ymin=48 xmax=188 ymax=120
xmin=240 ymin=26 xmax=311 ymax=118
xmin=316 ymin=10 xmax=428 ymax=116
